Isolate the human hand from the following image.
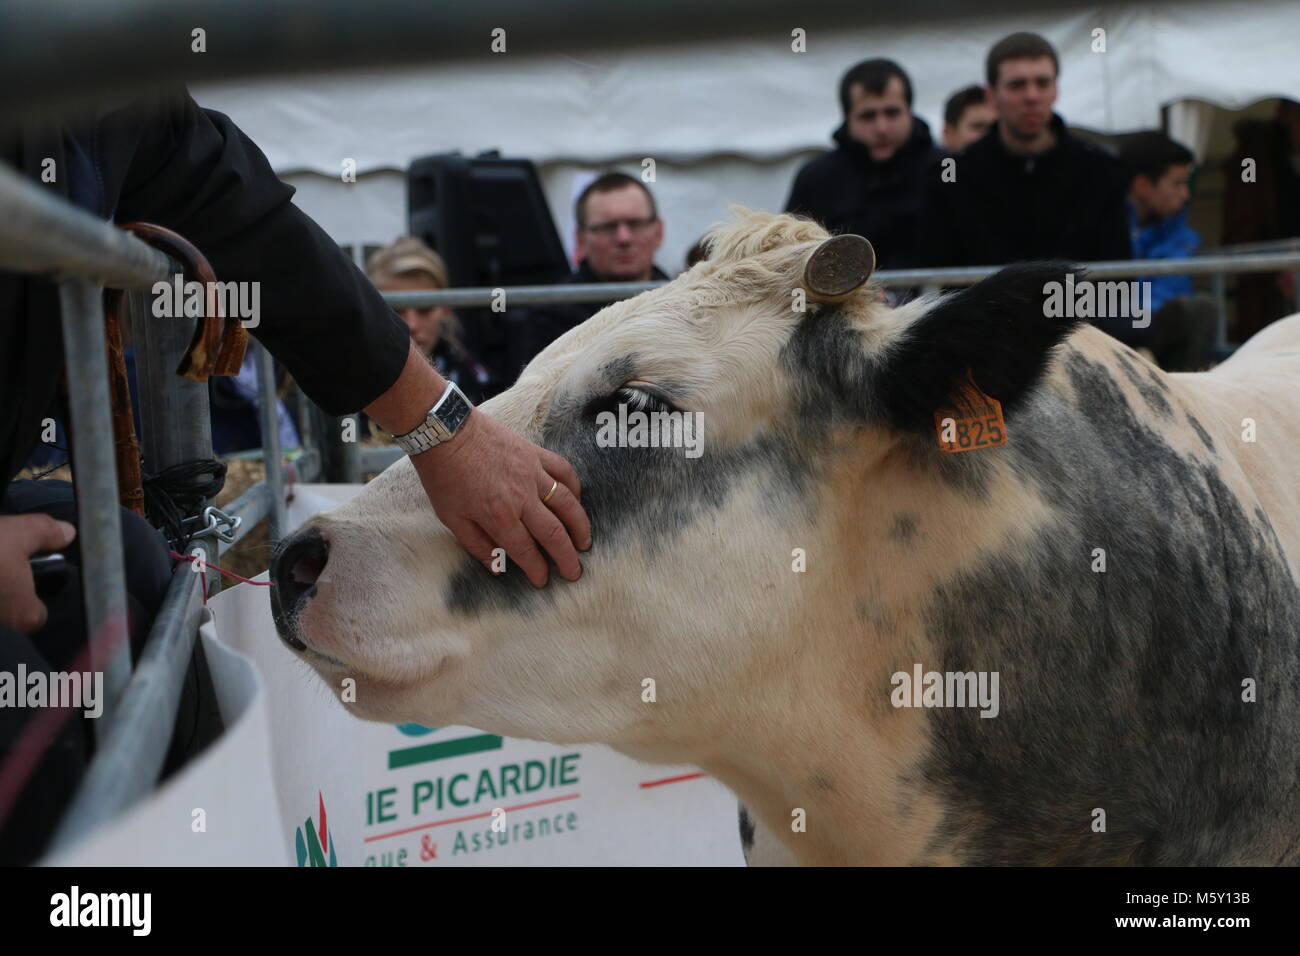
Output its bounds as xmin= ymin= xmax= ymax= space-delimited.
xmin=0 ymin=514 xmax=76 ymax=632
xmin=411 ymin=411 xmax=592 ymax=587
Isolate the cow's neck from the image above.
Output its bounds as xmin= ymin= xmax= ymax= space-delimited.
xmin=691 ymin=606 xmax=946 ymax=868
xmin=696 ymin=441 xmax=1031 ymax=865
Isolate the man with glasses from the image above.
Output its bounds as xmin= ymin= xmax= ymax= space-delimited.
xmin=524 ymin=172 xmax=669 ymax=360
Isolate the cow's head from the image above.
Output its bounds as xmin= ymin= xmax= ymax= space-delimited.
xmin=269 ymin=210 xmax=1081 ymax=765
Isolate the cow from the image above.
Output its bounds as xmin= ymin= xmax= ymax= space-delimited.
xmin=270 ymin=210 xmax=1300 ymax=866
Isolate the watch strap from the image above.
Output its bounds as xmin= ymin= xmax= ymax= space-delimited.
xmin=393 ymin=382 xmax=473 ymax=456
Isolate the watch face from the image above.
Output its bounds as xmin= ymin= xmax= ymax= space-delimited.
xmin=436 ymin=387 xmax=472 ymax=435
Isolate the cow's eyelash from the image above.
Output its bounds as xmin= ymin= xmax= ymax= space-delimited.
xmin=615 ymin=386 xmax=670 ymax=413
xmin=580 ymin=385 xmax=675 ymax=420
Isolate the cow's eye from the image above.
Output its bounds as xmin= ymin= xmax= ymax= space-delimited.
xmin=581 ymin=384 xmax=675 ymax=420
xmin=614 ymin=385 xmax=672 ymax=413
xmin=613 ymin=385 xmax=665 ymax=411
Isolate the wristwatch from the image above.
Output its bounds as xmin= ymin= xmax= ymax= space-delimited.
xmin=392 ymin=382 xmax=474 ymax=456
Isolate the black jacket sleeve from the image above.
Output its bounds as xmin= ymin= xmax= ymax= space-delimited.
xmin=111 ymin=88 xmax=411 ymax=415
xmin=915 ymin=167 xmax=961 ymax=268
xmin=1093 ymin=175 xmax=1134 ymax=263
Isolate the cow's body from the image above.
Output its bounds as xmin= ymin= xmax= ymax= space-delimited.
xmin=272 ymin=212 xmax=1300 ymax=865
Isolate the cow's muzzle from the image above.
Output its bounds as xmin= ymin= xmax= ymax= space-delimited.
xmin=269 ymin=527 xmax=329 ymax=652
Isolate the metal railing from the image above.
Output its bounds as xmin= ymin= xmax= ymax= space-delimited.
xmin=0 ymin=156 xmax=317 ymax=855
xmin=379 ymin=247 xmax=1300 ymax=310
xmin=353 ymin=246 xmax=1300 ymax=479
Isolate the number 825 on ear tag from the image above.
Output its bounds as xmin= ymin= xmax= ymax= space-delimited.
xmin=934 ymin=372 xmax=1007 ymax=453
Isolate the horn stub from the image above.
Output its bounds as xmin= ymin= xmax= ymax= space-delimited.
xmin=802 ymin=234 xmax=876 ymax=303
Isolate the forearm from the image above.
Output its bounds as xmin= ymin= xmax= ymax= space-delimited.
xmin=364 ymin=340 xmax=449 ymax=436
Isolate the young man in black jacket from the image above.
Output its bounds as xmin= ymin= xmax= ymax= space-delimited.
xmin=917 ymin=33 xmax=1132 ymax=268
xmin=784 ymin=59 xmax=944 ymax=271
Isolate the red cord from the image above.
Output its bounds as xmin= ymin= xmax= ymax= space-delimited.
xmin=168 ymin=549 xmax=273 ymax=587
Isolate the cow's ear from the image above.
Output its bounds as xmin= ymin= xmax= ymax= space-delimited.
xmin=874 ymin=261 xmax=1084 ymax=433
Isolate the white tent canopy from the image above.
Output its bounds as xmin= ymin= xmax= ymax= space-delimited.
xmin=193 ymin=0 xmax=1298 ymax=271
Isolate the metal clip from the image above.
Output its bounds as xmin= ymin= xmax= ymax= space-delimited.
xmin=180 ymin=505 xmax=242 ymax=544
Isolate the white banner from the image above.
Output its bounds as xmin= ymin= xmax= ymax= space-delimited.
xmin=51 ymin=484 xmax=745 ymax=867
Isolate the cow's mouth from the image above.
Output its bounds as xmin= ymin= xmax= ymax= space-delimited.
xmin=268 ymin=586 xmax=353 ymax=675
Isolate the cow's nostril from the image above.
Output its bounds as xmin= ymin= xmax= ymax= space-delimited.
xmin=271 ymin=528 xmax=329 ymax=614
xmin=291 ymin=552 xmax=325 ymax=586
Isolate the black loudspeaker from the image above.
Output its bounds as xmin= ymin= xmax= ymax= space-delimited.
xmin=407 ymin=152 xmax=570 ymax=390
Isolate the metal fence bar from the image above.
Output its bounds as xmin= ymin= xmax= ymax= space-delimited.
xmin=293 ymin=383 xmax=317 ymax=459
xmin=379 ymin=249 xmax=1300 ymax=309
xmin=219 ymin=481 xmax=272 ymax=551
xmin=127 ymin=290 xmax=220 ymax=596
xmin=360 ymin=445 xmax=404 ymax=477
xmin=0 ymin=162 xmax=172 ymax=286
xmin=254 ymin=340 xmax=286 ymax=542
xmin=57 ymin=278 xmax=134 ymax=734
xmin=214 ymin=448 xmax=319 ymax=554
xmin=881 ymin=250 xmax=1300 ymax=286
xmin=1203 ymin=237 xmax=1300 ymax=255
xmin=292 ymin=448 xmax=320 ymax=484
xmin=338 ymin=415 xmax=363 ymax=484
xmin=1210 ymin=272 xmax=1229 ymax=351
xmin=44 ymin=562 xmax=205 ymax=857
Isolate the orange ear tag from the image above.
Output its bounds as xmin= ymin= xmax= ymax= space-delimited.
xmin=933 ymin=370 xmax=1007 ymax=453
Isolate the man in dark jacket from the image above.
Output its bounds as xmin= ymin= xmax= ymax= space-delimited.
xmin=917 ymin=33 xmax=1131 ymax=268
xmin=0 ymin=87 xmax=591 ymax=862
xmin=1 ymin=86 xmax=589 ymax=586
xmin=784 ymin=59 xmax=943 ymax=271
xmin=522 ymin=172 xmax=669 ymax=363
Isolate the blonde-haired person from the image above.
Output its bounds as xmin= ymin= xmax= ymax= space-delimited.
xmin=367 ymin=237 xmax=495 ymax=404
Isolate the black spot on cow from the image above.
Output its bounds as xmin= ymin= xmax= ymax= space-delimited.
xmin=890 ymin=513 xmax=919 ymax=544
xmin=918 ymin=350 xmax=1300 ymax=864
xmin=1114 ymin=350 xmax=1173 ymax=419
xmin=1187 ymin=413 xmax=1217 ymax=454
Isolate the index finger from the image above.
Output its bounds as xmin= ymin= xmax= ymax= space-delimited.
xmin=17 ymin=514 xmax=75 ymax=557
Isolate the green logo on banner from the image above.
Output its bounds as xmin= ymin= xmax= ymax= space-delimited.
xmin=295 ymin=791 xmax=338 ymax=867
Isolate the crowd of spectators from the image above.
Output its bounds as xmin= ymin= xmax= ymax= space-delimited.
xmin=369 ymin=30 xmax=1297 ymax=412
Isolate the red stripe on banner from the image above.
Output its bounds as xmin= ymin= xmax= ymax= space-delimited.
xmin=364 ymin=792 xmax=581 ymax=842
xmin=638 ymin=772 xmax=706 ymax=789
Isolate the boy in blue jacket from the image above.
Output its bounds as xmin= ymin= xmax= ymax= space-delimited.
xmin=1118 ymin=132 xmax=1215 ymax=370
